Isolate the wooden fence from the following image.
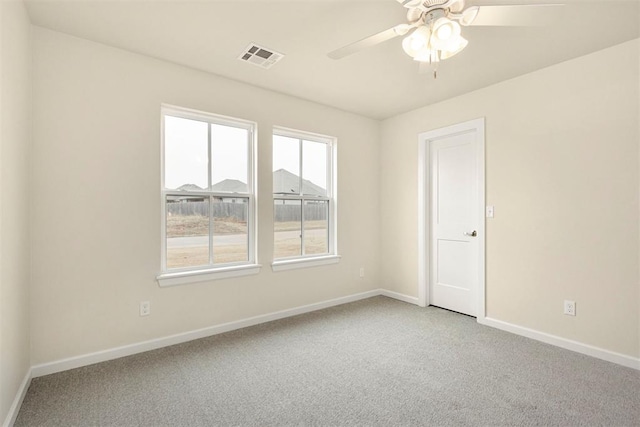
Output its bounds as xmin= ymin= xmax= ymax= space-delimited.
xmin=167 ymin=200 xmax=327 ymax=222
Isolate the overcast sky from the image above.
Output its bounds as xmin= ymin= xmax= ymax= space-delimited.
xmin=273 ymin=134 xmax=327 ymax=191
xmin=165 ymin=115 xmax=327 ymax=191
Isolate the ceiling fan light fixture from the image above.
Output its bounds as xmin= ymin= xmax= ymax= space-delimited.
xmin=430 ymin=17 xmax=461 ymax=51
xmin=439 ymin=35 xmax=468 ymax=60
xmin=414 ymin=48 xmax=440 ymax=63
xmin=401 ymin=36 xmax=418 ymax=57
xmin=437 ymin=24 xmax=452 ymax=40
xmin=402 ymin=26 xmax=431 ymax=57
xmin=460 ymin=6 xmax=479 ymax=26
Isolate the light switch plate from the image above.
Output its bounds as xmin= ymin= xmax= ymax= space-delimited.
xmin=486 ymin=206 xmax=494 ymax=218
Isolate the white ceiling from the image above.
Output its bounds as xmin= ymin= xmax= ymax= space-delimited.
xmin=25 ymin=0 xmax=640 ymax=119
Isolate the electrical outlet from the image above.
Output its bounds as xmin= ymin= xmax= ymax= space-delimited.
xmin=359 ymin=267 xmax=365 ymax=278
xmin=140 ymin=301 xmax=151 ymax=317
xmin=563 ymin=300 xmax=576 ymax=316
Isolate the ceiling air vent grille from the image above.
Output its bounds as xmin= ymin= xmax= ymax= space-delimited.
xmin=238 ymin=44 xmax=284 ymax=69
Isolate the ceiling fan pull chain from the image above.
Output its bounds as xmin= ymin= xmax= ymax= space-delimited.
xmin=431 ymin=50 xmax=439 ymax=79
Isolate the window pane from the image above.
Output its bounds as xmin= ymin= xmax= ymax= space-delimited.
xmin=211 ymin=124 xmax=248 ymax=193
xmin=304 ymin=200 xmax=328 ymax=255
xmin=273 ymin=135 xmax=300 ymax=195
xmin=274 ymin=199 xmax=301 ymax=258
xmin=302 ymin=140 xmax=327 ymax=197
xmin=213 ymin=197 xmax=248 ymax=264
xmin=164 ymin=116 xmax=208 ymax=191
xmin=166 ymin=196 xmax=209 ymax=269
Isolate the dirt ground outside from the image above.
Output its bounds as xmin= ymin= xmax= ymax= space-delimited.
xmin=166 ymin=215 xmax=328 ymax=269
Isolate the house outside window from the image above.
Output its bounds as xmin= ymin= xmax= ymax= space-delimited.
xmin=272 ymin=127 xmax=338 ymax=270
xmin=158 ymin=105 xmax=259 ymax=286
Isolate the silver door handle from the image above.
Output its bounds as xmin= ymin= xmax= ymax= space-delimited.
xmin=464 ymin=231 xmax=477 ymax=237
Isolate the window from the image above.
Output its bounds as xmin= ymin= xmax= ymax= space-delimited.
xmin=158 ymin=105 xmax=259 ymax=286
xmin=272 ymin=128 xmax=338 ymax=270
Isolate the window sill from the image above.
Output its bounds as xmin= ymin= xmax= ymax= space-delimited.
xmin=271 ymin=255 xmax=341 ymax=272
xmin=157 ymin=264 xmax=262 ymax=287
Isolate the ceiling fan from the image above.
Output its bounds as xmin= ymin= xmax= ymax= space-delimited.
xmin=328 ymin=0 xmax=564 ymax=77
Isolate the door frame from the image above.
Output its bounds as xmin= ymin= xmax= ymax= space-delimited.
xmin=417 ymin=118 xmax=486 ymax=319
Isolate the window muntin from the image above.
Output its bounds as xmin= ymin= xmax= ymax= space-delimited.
xmin=303 ymin=200 xmax=329 ymax=255
xmin=164 ymin=116 xmax=208 ymax=191
xmin=273 ymin=199 xmax=302 ymax=259
xmin=212 ymin=197 xmax=249 ymax=263
xmin=166 ymin=195 xmax=209 ymax=269
xmin=211 ymin=124 xmax=249 ymax=193
xmin=273 ymin=129 xmax=335 ymax=261
xmin=162 ymin=106 xmax=255 ymax=273
xmin=273 ymin=135 xmax=300 ymax=195
xmin=302 ymin=140 xmax=327 ymax=196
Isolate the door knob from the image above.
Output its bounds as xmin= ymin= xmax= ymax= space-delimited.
xmin=464 ymin=230 xmax=477 ymax=237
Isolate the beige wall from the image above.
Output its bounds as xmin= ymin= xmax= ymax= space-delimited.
xmin=16 ymin=14 xmax=640 ymax=377
xmin=0 ymin=0 xmax=31 ymax=423
xmin=30 ymin=27 xmax=380 ymax=365
xmin=380 ymin=39 xmax=640 ymax=358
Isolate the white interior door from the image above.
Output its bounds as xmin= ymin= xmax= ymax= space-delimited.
xmin=429 ymin=130 xmax=480 ymax=316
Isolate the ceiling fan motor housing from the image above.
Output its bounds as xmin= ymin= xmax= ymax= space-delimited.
xmin=424 ymin=0 xmax=453 ymax=7
xmin=403 ymin=0 xmax=467 ymax=24
xmin=400 ymin=0 xmax=466 ymax=13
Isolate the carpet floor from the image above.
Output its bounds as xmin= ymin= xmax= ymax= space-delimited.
xmin=15 ymin=296 xmax=640 ymax=426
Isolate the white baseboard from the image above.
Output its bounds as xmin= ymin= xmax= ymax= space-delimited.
xmin=479 ymin=316 xmax=640 ymax=371
xmin=379 ymin=289 xmax=420 ymax=306
xmin=14 ymin=292 xmax=639 ymax=423
xmin=2 ymin=369 xmax=31 ymax=427
xmin=31 ymin=289 xmax=383 ymax=378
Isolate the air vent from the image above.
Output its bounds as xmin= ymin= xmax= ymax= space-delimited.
xmin=238 ymin=44 xmax=284 ymax=69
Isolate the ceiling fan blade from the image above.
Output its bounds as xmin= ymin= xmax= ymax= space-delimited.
xmin=465 ymin=4 xmax=565 ymax=27
xmin=328 ymin=24 xmax=410 ymax=60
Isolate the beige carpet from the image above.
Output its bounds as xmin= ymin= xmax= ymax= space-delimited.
xmin=15 ymin=296 xmax=640 ymax=426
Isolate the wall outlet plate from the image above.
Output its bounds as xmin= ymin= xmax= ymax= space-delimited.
xmin=140 ymin=301 xmax=151 ymax=316
xmin=563 ymin=300 xmax=576 ymax=316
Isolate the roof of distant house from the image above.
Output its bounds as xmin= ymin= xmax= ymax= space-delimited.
xmin=272 ymin=169 xmax=325 ymax=196
xmin=176 ymin=170 xmax=325 ymax=196
xmin=210 ymin=179 xmax=247 ymax=193
xmin=177 ymin=183 xmax=204 ymax=191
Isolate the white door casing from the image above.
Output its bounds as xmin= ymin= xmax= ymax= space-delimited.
xmin=417 ymin=118 xmax=485 ymax=318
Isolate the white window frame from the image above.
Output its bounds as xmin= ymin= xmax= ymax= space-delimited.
xmin=157 ymin=105 xmax=260 ymax=286
xmin=271 ymin=127 xmax=340 ymax=271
